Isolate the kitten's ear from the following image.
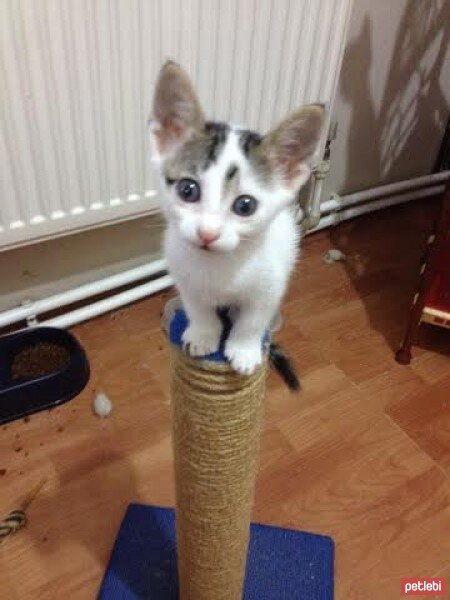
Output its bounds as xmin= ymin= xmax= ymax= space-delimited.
xmin=149 ymin=61 xmax=205 ymax=160
xmin=264 ymin=104 xmax=325 ymax=187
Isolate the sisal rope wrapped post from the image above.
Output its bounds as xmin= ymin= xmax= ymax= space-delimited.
xmin=170 ymin=345 xmax=267 ymax=600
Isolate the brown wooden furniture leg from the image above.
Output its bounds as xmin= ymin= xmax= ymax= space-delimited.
xmin=396 ymin=182 xmax=450 ymax=364
xmin=396 ymin=293 xmax=426 ymax=364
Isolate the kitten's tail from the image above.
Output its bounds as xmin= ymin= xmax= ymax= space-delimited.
xmin=268 ymin=342 xmax=300 ymax=392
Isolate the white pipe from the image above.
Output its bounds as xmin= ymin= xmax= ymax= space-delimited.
xmin=0 ymin=257 xmax=168 ymax=328
xmin=320 ymin=170 xmax=449 ymax=214
xmin=1 ymin=170 xmax=447 ymax=331
xmin=307 ymin=184 xmax=446 ymax=235
xmin=305 ymin=162 xmax=328 ymax=228
xmin=336 ymin=185 xmax=444 ymax=221
xmin=41 ymin=180 xmax=441 ymax=329
xmin=305 ymin=214 xmax=334 ymax=234
xmin=41 ymin=274 xmax=173 ymax=329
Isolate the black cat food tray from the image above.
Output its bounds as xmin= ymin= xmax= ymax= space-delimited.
xmin=0 ymin=327 xmax=90 ymax=425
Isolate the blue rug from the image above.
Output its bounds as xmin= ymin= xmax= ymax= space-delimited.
xmin=168 ymin=308 xmax=270 ymax=361
xmin=99 ymin=504 xmax=334 ymax=600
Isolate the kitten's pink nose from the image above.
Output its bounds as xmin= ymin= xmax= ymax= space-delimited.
xmin=197 ymin=228 xmax=219 ymax=246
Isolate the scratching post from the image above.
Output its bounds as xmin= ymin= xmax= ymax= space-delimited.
xmin=170 ymin=347 xmax=267 ymax=600
xmin=99 ymin=305 xmax=335 ymax=599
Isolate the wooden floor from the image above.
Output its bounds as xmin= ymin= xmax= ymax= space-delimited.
xmin=1 ymin=199 xmax=449 ymax=599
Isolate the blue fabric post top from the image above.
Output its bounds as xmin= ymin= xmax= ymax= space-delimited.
xmin=99 ymin=504 xmax=334 ymax=600
xmin=169 ymin=308 xmax=269 ymax=362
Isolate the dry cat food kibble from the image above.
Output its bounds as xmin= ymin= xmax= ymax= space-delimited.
xmin=11 ymin=343 xmax=71 ymax=380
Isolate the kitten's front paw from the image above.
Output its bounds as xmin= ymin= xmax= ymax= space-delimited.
xmin=225 ymin=339 xmax=263 ymax=375
xmin=182 ymin=323 xmax=221 ymax=357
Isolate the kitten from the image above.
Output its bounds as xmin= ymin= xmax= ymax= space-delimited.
xmin=149 ymin=61 xmax=324 ymax=376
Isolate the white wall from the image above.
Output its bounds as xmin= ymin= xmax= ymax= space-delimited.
xmin=0 ymin=216 xmax=164 ymax=314
xmin=326 ymin=0 xmax=450 ymax=196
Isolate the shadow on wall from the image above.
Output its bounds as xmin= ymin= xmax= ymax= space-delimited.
xmin=330 ymin=0 xmax=450 ymax=356
xmin=340 ymin=0 xmax=450 ymax=192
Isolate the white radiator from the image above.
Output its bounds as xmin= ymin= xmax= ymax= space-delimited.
xmin=1 ymin=0 xmax=353 ymax=252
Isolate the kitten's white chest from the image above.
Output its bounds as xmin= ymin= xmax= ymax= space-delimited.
xmin=165 ymin=232 xmax=244 ymax=304
xmin=165 ymin=209 xmax=298 ymax=308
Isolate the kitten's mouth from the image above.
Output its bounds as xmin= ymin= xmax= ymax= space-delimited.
xmin=186 ymin=238 xmax=224 ymax=252
xmin=187 ymin=239 xmax=214 ymax=252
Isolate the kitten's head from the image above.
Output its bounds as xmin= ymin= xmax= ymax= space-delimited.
xmin=149 ymin=61 xmax=324 ymax=253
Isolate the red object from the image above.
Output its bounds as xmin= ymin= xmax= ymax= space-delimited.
xmin=396 ymin=180 xmax=450 ymax=364
xmin=424 ymin=234 xmax=450 ymax=314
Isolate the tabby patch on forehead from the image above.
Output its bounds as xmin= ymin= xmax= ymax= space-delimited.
xmin=239 ymin=130 xmax=263 ymax=156
xmin=226 ymin=165 xmax=238 ymax=180
xmin=237 ymin=129 xmax=272 ymax=184
xmin=164 ymin=121 xmax=230 ymax=179
xmin=204 ymin=121 xmax=230 ymax=168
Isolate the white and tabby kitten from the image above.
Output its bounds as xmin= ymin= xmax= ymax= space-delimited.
xmin=149 ymin=62 xmax=324 ymax=375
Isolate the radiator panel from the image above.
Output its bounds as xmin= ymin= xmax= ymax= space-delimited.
xmin=0 ymin=0 xmax=352 ymax=250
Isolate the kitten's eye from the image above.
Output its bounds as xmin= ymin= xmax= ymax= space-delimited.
xmin=232 ymin=195 xmax=258 ymax=217
xmin=176 ymin=178 xmax=200 ymax=203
